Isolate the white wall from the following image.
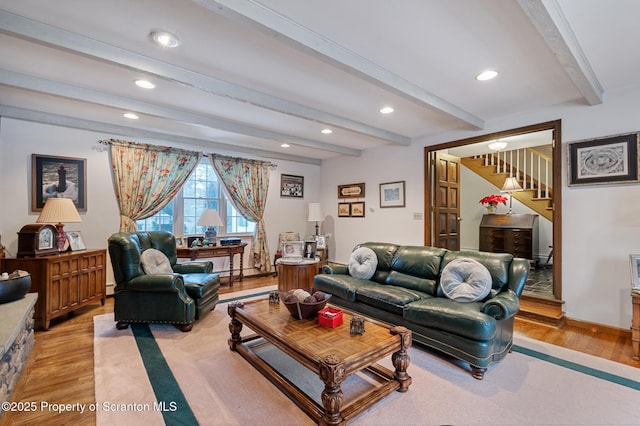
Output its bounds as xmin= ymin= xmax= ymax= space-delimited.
xmin=320 ymin=86 xmax=640 ymax=330
xmin=0 ymin=118 xmax=320 ymax=289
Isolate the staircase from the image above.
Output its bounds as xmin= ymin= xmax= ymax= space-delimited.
xmin=461 ymin=147 xmax=553 ymax=221
xmin=463 ymin=146 xmax=565 ymax=326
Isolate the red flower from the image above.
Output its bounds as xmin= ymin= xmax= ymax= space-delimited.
xmin=479 ymin=194 xmax=508 ymax=206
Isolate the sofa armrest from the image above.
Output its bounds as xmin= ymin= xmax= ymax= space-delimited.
xmin=173 ymin=261 xmax=213 ymax=274
xmin=481 ymin=290 xmax=520 ymax=320
xmin=322 ymin=264 xmax=349 ymax=275
xmin=125 ymin=274 xmax=186 ymax=292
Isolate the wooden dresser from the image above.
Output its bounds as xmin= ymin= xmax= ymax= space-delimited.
xmin=1 ymin=249 xmax=107 ymax=330
xmin=479 ymin=214 xmax=539 ymax=261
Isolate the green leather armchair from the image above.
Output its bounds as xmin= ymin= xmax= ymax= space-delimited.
xmin=108 ymin=231 xmax=220 ymax=332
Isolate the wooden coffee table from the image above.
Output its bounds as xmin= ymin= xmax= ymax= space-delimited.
xmin=227 ymin=299 xmax=412 ymax=426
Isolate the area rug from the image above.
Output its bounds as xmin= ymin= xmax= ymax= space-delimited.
xmin=95 ymin=287 xmax=640 ymax=425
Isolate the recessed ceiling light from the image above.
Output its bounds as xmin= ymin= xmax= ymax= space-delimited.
xmin=476 ymin=70 xmax=498 ymax=81
xmin=149 ymin=30 xmax=181 ymax=48
xmin=488 ymin=140 xmax=508 ymax=151
xmin=380 ymin=106 xmax=394 ymax=114
xmin=321 ymin=128 xmax=333 ymax=134
xmin=135 ymin=79 xmax=156 ymax=89
xmin=280 ymin=143 xmax=290 ymax=148
xmin=123 ymin=112 xmax=139 ymax=120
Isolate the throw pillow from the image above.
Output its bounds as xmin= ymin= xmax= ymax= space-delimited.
xmin=140 ymin=248 xmax=173 ymax=274
xmin=440 ymin=258 xmax=492 ymax=303
xmin=348 ymin=247 xmax=378 ymax=280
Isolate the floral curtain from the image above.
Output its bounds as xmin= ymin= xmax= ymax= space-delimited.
xmin=209 ymin=154 xmax=272 ymax=273
xmin=109 ymin=139 xmax=201 ymax=231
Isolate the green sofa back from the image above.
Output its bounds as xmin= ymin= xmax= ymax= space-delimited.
xmin=354 ymin=242 xmax=526 ymax=298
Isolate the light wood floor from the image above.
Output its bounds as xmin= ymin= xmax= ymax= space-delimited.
xmin=2 ymin=275 xmax=638 ymax=425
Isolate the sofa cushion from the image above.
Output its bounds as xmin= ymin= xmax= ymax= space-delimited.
xmin=314 ymin=274 xmax=369 ymax=302
xmin=403 ymin=298 xmax=497 ymax=341
xmin=440 ymin=250 xmax=513 ymax=295
xmin=440 ymin=258 xmax=492 ymax=302
xmin=356 ymin=283 xmax=430 ymax=315
xmin=140 ymin=248 xmax=173 ymax=274
xmin=349 ymin=247 xmax=378 ymax=280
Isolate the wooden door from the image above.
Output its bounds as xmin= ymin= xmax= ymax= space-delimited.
xmin=432 ymin=152 xmax=461 ymax=250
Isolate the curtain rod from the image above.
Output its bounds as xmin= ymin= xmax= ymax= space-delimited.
xmin=98 ymin=139 xmax=278 ymax=168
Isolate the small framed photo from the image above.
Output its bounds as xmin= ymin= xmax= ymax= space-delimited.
xmin=351 ymin=202 xmax=365 ymax=217
xmin=630 ymin=255 xmax=640 ymax=291
xmin=282 ymin=241 xmax=303 ymax=259
xmin=65 ymin=231 xmax=86 ymax=251
xmin=338 ymin=203 xmax=351 ymax=217
xmin=304 ymin=240 xmax=317 ymax=259
xmin=315 ymin=235 xmax=326 ymax=249
xmin=568 ymin=132 xmax=639 ymax=186
xmin=280 ymin=174 xmax=304 ymax=198
xmin=380 ymin=180 xmax=406 ymax=208
xmin=175 ymin=237 xmax=184 ymax=247
xmin=32 ymin=154 xmax=87 ymax=212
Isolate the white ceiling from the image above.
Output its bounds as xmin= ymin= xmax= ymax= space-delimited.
xmin=1 ymin=0 xmax=638 ymax=165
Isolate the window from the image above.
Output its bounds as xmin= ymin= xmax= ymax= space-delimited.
xmin=136 ymin=161 xmax=255 ymax=235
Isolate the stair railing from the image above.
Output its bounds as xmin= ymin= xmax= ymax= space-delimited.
xmin=482 ymin=148 xmax=552 ymax=198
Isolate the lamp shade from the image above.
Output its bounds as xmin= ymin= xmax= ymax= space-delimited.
xmin=36 ymin=198 xmax=82 ymax=224
xmin=308 ymin=203 xmax=324 ymax=222
xmin=197 ymin=208 xmax=223 ymax=227
xmin=501 ymin=177 xmax=523 ymax=192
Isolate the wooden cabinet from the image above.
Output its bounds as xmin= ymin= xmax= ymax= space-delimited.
xmin=1 ymin=249 xmax=106 ymax=330
xmin=479 ymin=214 xmax=539 ymax=261
xmin=276 ymin=259 xmax=319 ymax=292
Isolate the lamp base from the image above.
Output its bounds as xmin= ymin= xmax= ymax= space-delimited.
xmin=55 ymin=223 xmax=67 ymax=251
xmin=204 ymin=227 xmax=217 ymax=246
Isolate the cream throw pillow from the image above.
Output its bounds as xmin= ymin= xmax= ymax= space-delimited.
xmin=140 ymin=248 xmax=173 ymax=274
xmin=440 ymin=258 xmax=492 ymax=302
xmin=348 ymin=247 xmax=378 ymax=280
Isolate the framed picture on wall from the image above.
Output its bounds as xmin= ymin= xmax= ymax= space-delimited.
xmin=280 ymin=174 xmax=304 ymax=198
xmin=379 ymin=180 xmax=406 ymax=208
xmin=351 ymin=202 xmax=365 ymax=217
xmin=568 ymin=132 xmax=639 ymax=186
xmin=338 ymin=202 xmax=351 ymax=217
xmin=32 ymin=154 xmax=87 ymax=212
xmin=337 ymin=183 xmax=365 ymax=199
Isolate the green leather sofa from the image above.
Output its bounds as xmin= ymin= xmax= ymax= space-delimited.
xmin=313 ymin=242 xmax=528 ymax=379
xmin=108 ymin=231 xmax=220 ymax=331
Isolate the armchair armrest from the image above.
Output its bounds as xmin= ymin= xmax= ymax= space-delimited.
xmin=322 ymin=264 xmax=349 ymax=275
xmin=481 ymin=290 xmax=520 ymax=320
xmin=125 ymin=274 xmax=186 ymax=292
xmin=173 ymin=261 xmax=213 ymax=274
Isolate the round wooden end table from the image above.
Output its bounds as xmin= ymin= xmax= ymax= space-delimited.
xmin=276 ymin=258 xmax=320 ymax=292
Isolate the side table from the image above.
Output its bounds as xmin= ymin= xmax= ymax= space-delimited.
xmin=276 ymin=258 xmax=319 ymax=292
xmin=632 ymin=292 xmax=639 ymax=360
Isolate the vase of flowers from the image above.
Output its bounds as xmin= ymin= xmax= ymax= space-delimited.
xmin=479 ymin=194 xmax=508 ymax=214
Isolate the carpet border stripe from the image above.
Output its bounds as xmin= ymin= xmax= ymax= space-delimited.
xmin=513 ymin=344 xmax=640 ymax=391
xmin=132 ymin=323 xmax=199 ymax=425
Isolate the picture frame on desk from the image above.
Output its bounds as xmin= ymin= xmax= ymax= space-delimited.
xmin=629 ymin=254 xmax=640 ymax=292
xmin=303 ymin=240 xmax=317 ymax=259
xmin=65 ymin=231 xmax=86 ymax=251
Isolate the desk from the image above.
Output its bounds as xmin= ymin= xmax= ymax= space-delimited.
xmin=632 ymin=292 xmax=639 ymax=360
xmin=177 ymin=243 xmax=247 ymax=286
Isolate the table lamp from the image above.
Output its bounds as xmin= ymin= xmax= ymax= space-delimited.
xmin=36 ymin=197 xmax=82 ymax=251
xmin=501 ymin=177 xmax=523 ymax=215
xmin=197 ymin=208 xmax=223 ymax=245
xmin=308 ymin=203 xmax=324 ymax=236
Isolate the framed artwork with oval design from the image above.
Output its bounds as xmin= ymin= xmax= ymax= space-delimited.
xmin=568 ymin=132 xmax=639 ymax=186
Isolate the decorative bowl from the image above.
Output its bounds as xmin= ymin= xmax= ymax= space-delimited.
xmin=281 ymin=288 xmax=331 ymax=319
xmin=0 ymin=274 xmax=32 ymax=304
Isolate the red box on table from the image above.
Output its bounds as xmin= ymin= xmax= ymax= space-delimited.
xmin=318 ymin=306 xmax=343 ymax=328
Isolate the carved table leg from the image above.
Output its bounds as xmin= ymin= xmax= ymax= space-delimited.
xmin=471 ymin=365 xmax=487 ymax=380
xmin=319 ymin=354 xmax=346 ymax=426
xmin=227 ymin=302 xmax=244 ymax=351
xmin=390 ymin=326 xmax=412 ymax=392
